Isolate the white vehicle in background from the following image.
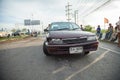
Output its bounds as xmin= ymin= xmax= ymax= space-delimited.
xmin=0 ymin=31 xmax=12 ymax=38
xmin=0 ymin=31 xmax=8 ymax=37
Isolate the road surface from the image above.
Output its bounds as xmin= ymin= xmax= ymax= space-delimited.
xmin=0 ymin=37 xmax=120 ymax=80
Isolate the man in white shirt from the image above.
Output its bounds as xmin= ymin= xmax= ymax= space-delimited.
xmin=117 ymin=17 xmax=120 ymax=47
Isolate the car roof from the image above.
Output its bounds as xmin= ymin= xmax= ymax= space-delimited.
xmin=51 ymin=22 xmax=74 ymax=24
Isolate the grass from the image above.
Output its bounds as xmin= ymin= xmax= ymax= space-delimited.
xmin=90 ymin=29 xmax=107 ymax=33
xmin=0 ymin=35 xmax=30 ymax=42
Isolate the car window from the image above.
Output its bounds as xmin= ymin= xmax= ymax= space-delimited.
xmin=50 ymin=24 xmax=59 ymax=30
xmin=49 ymin=22 xmax=81 ymax=31
xmin=71 ymin=23 xmax=81 ymax=30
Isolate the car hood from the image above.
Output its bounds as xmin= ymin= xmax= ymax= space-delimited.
xmin=48 ymin=31 xmax=95 ymax=38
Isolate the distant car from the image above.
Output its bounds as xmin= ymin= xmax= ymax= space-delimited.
xmin=43 ymin=22 xmax=99 ymax=56
xmin=0 ymin=31 xmax=8 ymax=37
xmin=12 ymin=30 xmax=21 ymax=36
xmin=31 ymin=32 xmax=37 ymax=37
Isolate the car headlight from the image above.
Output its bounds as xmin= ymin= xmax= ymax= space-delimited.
xmin=87 ymin=36 xmax=97 ymax=41
xmin=51 ymin=39 xmax=63 ymax=44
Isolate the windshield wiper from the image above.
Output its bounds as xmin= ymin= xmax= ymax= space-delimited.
xmin=57 ymin=28 xmax=70 ymax=30
xmin=72 ymin=28 xmax=79 ymax=30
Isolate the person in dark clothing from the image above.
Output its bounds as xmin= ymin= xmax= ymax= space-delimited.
xmin=80 ymin=25 xmax=84 ymax=31
xmin=96 ymin=25 xmax=102 ymax=39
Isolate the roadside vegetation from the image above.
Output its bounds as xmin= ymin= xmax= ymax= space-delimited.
xmin=84 ymin=25 xmax=107 ymax=33
xmin=0 ymin=28 xmax=31 ymax=42
xmin=0 ymin=35 xmax=30 ymax=42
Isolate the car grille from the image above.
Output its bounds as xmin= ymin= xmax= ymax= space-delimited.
xmin=63 ymin=38 xmax=87 ymax=44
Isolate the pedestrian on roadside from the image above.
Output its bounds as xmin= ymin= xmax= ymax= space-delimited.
xmin=80 ymin=25 xmax=84 ymax=31
xmin=116 ymin=17 xmax=120 ymax=47
xmin=96 ymin=25 xmax=101 ymax=39
xmin=7 ymin=34 xmax=10 ymax=38
xmin=104 ymin=23 xmax=113 ymax=40
xmin=110 ymin=23 xmax=118 ymax=42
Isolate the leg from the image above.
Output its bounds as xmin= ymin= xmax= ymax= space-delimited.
xmin=118 ymin=32 xmax=120 ymax=47
xmin=105 ymin=32 xmax=109 ymax=40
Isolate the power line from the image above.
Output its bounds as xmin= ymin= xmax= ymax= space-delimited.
xmin=82 ymin=0 xmax=105 ymax=16
xmin=77 ymin=0 xmax=91 ymax=12
xmin=75 ymin=0 xmax=112 ymax=17
xmin=79 ymin=0 xmax=101 ymax=16
xmin=82 ymin=0 xmax=112 ymax=17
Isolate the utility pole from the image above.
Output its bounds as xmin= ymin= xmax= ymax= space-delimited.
xmin=74 ymin=10 xmax=78 ymax=24
xmin=31 ymin=13 xmax=33 ymax=32
xmin=65 ymin=2 xmax=72 ymax=22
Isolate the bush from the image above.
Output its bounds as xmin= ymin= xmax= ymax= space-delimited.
xmin=84 ymin=25 xmax=92 ymax=32
xmin=91 ymin=29 xmax=107 ymax=33
xmin=101 ymin=29 xmax=107 ymax=33
xmin=91 ymin=30 xmax=96 ymax=33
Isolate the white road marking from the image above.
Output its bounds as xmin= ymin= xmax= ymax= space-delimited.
xmin=65 ymin=50 xmax=109 ymax=80
xmin=52 ymin=52 xmax=96 ymax=74
xmin=51 ymin=52 xmax=96 ymax=75
xmin=99 ymin=46 xmax=120 ymax=55
xmin=52 ymin=66 xmax=66 ymax=74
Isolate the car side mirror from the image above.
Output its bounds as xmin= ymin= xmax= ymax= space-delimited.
xmin=44 ymin=29 xmax=48 ymax=32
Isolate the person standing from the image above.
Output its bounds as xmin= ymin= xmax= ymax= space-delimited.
xmin=110 ymin=23 xmax=118 ymax=42
xmin=108 ymin=23 xmax=113 ymax=40
xmin=80 ymin=25 xmax=84 ymax=31
xmin=104 ymin=23 xmax=113 ymax=40
xmin=116 ymin=17 xmax=120 ymax=47
xmin=96 ymin=25 xmax=101 ymax=39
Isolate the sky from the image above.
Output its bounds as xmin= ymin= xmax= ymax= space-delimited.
xmin=0 ymin=0 xmax=67 ymax=24
xmin=83 ymin=0 xmax=120 ymax=28
xmin=0 ymin=0 xmax=120 ymax=29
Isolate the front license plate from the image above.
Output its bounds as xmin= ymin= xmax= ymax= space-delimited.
xmin=69 ymin=47 xmax=83 ymax=54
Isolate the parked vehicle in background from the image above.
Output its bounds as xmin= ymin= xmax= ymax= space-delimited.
xmin=0 ymin=30 xmax=13 ymax=38
xmin=31 ymin=31 xmax=38 ymax=37
xmin=12 ymin=30 xmax=21 ymax=36
xmin=0 ymin=31 xmax=8 ymax=37
xmin=43 ymin=22 xmax=99 ymax=56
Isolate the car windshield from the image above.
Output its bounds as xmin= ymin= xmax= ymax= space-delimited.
xmin=49 ymin=22 xmax=81 ymax=31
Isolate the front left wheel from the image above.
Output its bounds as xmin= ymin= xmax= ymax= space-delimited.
xmin=43 ymin=42 xmax=51 ymax=56
xmin=84 ymin=51 xmax=90 ymax=55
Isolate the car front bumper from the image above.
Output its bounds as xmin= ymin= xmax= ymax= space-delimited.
xmin=45 ymin=41 xmax=99 ymax=55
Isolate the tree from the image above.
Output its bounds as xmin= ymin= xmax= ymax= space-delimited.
xmin=84 ymin=25 xmax=92 ymax=32
xmin=11 ymin=29 xmax=16 ymax=32
xmin=22 ymin=28 xmax=27 ymax=32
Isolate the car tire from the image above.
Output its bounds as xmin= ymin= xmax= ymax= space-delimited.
xmin=84 ymin=51 xmax=90 ymax=55
xmin=43 ymin=42 xmax=51 ymax=56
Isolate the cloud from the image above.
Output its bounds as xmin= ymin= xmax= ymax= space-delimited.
xmin=0 ymin=0 xmax=67 ymax=24
xmin=1 ymin=0 xmax=119 ymax=27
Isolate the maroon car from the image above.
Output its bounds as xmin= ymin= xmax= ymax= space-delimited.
xmin=43 ymin=22 xmax=98 ymax=56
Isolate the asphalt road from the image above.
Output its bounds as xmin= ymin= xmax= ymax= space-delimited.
xmin=0 ymin=37 xmax=120 ymax=80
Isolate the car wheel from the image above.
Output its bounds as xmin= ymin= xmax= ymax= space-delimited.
xmin=43 ymin=42 xmax=51 ymax=56
xmin=84 ymin=51 xmax=90 ymax=55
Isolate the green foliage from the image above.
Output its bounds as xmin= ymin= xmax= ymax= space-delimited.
xmin=11 ymin=29 xmax=16 ymax=32
xmin=91 ymin=29 xmax=107 ymax=33
xmin=22 ymin=28 xmax=27 ymax=32
xmin=101 ymin=29 xmax=107 ymax=33
xmin=84 ymin=25 xmax=92 ymax=32
xmin=91 ymin=30 xmax=96 ymax=33
xmin=0 ymin=35 xmax=29 ymax=42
